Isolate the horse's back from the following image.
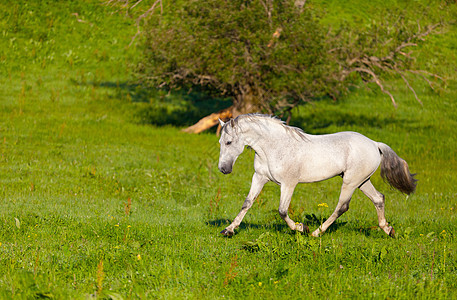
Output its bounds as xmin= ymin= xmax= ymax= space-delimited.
xmin=315 ymin=131 xmax=380 ymax=162
xmin=296 ymin=131 xmax=381 ymax=183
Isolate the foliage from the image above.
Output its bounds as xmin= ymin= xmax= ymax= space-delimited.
xmin=138 ymin=0 xmax=327 ymax=115
xmin=1 ymin=0 xmax=457 ymax=298
xmin=137 ymin=0 xmax=454 ymax=117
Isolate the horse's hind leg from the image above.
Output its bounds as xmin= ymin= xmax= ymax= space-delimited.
xmin=359 ymin=180 xmax=395 ymax=237
xmin=311 ymin=183 xmax=356 ymax=237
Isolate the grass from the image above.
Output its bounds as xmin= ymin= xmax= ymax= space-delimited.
xmin=0 ymin=0 xmax=456 ymax=298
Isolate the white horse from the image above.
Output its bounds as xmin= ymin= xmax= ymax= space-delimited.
xmin=217 ymin=114 xmax=416 ymax=237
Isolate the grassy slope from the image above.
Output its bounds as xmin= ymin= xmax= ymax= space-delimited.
xmin=0 ymin=0 xmax=456 ymax=298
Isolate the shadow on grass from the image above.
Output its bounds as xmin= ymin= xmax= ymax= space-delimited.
xmin=206 ymin=219 xmax=289 ymax=233
xmin=354 ymin=226 xmax=388 ymax=238
xmin=206 ymin=215 xmax=348 ymax=236
xmin=292 ymin=111 xmax=389 ymax=133
xmin=301 ymin=213 xmax=348 ymax=234
xmin=207 ymin=218 xmax=388 ymax=239
xmin=77 ymin=80 xmax=428 ymax=133
xmin=80 ymin=80 xmax=232 ymax=128
xmin=290 ymin=109 xmax=425 ymax=134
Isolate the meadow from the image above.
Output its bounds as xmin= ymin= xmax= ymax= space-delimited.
xmin=0 ymin=0 xmax=456 ymax=298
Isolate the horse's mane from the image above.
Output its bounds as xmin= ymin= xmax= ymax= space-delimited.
xmin=226 ymin=113 xmax=309 ymax=141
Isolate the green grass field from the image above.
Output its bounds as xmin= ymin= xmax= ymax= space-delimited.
xmin=1 ymin=0 xmax=456 ymax=298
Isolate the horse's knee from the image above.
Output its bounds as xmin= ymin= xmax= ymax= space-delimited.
xmin=241 ymin=199 xmax=254 ymax=210
xmin=278 ymin=208 xmax=288 ymax=219
xmin=338 ymin=202 xmax=350 ymax=214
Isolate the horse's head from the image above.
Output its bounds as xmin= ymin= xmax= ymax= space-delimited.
xmin=218 ymin=118 xmax=245 ymax=174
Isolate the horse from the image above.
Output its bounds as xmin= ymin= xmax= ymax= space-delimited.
xmin=217 ymin=114 xmax=416 ymax=237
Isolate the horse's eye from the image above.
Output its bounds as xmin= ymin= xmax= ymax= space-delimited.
xmin=226 ymin=141 xmax=232 ymax=145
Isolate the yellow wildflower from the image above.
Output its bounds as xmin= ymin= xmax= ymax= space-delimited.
xmin=137 ymin=254 xmax=141 ymax=260
xmin=318 ymin=203 xmax=328 ymax=208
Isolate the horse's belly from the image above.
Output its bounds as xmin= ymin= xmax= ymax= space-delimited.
xmin=267 ymin=154 xmax=344 ymax=184
xmin=297 ymin=160 xmax=344 ymax=183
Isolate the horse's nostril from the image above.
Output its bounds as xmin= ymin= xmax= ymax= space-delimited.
xmin=219 ymin=166 xmax=231 ymax=174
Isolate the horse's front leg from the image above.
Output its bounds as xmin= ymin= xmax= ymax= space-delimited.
xmin=279 ymin=183 xmax=309 ymax=234
xmin=221 ymin=172 xmax=268 ymax=236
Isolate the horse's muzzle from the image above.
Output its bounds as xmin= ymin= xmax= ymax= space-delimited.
xmin=219 ymin=165 xmax=232 ymax=174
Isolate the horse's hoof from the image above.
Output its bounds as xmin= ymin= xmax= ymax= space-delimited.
xmin=389 ymin=227 xmax=396 ymax=238
xmin=220 ymin=229 xmax=234 ymax=237
xmin=297 ymin=223 xmax=309 ymax=234
xmin=311 ymin=230 xmax=321 ymax=237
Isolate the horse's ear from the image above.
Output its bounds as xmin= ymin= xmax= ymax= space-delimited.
xmin=230 ymin=118 xmax=235 ymax=127
xmin=218 ymin=119 xmax=225 ymax=127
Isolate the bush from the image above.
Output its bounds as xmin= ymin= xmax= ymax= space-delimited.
xmin=133 ymin=0 xmax=453 ymax=131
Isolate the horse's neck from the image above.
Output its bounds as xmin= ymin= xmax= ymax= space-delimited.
xmin=241 ymin=121 xmax=288 ymax=153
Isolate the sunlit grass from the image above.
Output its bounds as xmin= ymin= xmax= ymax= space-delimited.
xmin=0 ymin=0 xmax=456 ymax=298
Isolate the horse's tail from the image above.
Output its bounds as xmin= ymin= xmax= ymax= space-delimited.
xmin=377 ymin=142 xmax=417 ymax=195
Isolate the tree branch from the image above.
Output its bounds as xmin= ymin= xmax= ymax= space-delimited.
xmin=399 ymin=71 xmax=422 ymax=105
xmin=353 ymin=67 xmax=397 ymax=107
xmin=105 ymin=0 xmax=163 ymax=47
